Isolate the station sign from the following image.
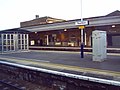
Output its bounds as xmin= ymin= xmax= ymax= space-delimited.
xmin=79 ymin=25 xmax=85 ymax=29
xmin=75 ymin=20 xmax=89 ymax=26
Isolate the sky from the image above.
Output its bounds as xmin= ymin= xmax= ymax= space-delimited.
xmin=0 ymin=0 xmax=120 ymax=30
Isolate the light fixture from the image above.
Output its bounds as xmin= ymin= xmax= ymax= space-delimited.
xmin=64 ymin=29 xmax=67 ymax=31
xmin=112 ymin=25 xmax=115 ymax=28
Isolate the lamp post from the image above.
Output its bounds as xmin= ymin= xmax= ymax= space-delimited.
xmin=80 ymin=0 xmax=83 ymax=22
xmin=75 ymin=0 xmax=88 ymax=58
xmin=80 ymin=30 xmax=84 ymax=58
xmin=80 ymin=0 xmax=84 ymax=58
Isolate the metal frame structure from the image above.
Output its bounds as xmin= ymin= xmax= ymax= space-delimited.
xmin=0 ymin=34 xmax=29 ymax=53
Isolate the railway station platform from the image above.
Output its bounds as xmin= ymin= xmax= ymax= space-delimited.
xmin=29 ymin=46 xmax=120 ymax=53
xmin=0 ymin=50 xmax=120 ymax=82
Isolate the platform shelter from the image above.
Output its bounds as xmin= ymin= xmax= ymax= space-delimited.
xmin=0 ymin=29 xmax=29 ymax=53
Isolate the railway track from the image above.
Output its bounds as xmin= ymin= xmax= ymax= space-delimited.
xmin=0 ymin=61 xmax=120 ymax=90
xmin=0 ymin=79 xmax=26 ymax=90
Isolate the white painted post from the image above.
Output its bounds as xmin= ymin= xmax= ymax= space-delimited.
xmin=46 ymin=35 xmax=49 ymax=45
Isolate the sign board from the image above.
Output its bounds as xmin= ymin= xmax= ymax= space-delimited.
xmin=75 ymin=20 xmax=88 ymax=26
xmin=79 ymin=26 xmax=85 ymax=29
xmin=30 ymin=40 xmax=35 ymax=45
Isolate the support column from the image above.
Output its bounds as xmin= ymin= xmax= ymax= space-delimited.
xmin=46 ymin=35 xmax=49 ymax=45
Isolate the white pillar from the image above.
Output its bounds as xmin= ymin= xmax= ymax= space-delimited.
xmin=85 ymin=32 xmax=87 ymax=46
xmin=46 ymin=35 xmax=49 ymax=45
xmin=1 ymin=34 xmax=3 ymax=53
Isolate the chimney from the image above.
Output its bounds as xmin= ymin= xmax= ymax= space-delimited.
xmin=35 ymin=15 xmax=39 ymax=19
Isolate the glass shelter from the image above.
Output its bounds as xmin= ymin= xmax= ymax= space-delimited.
xmin=0 ymin=33 xmax=29 ymax=53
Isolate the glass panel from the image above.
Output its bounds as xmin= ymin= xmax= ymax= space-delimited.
xmin=8 ymin=40 xmax=10 ymax=45
xmin=0 ymin=46 xmax=2 ymax=51
xmin=25 ymin=34 xmax=27 ymax=39
xmin=25 ymin=45 xmax=27 ymax=49
xmin=18 ymin=40 xmax=21 ymax=44
xmin=3 ymin=35 xmax=6 ymax=39
xmin=22 ymin=45 xmax=24 ymax=49
xmin=22 ymin=40 xmax=24 ymax=44
xmin=8 ymin=46 xmax=10 ymax=51
xmin=18 ymin=34 xmax=21 ymax=39
xmin=3 ymin=40 xmax=6 ymax=45
xmin=11 ymin=46 xmax=14 ymax=50
xmin=0 ymin=35 xmax=2 ymax=45
xmin=0 ymin=40 xmax=2 ymax=45
xmin=7 ymin=35 xmax=10 ymax=39
xmin=18 ymin=45 xmax=21 ymax=49
xmin=22 ymin=34 xmax=24 ymax=39
xmin=0 ymin=34 xmax=1 ymax=40
xmin=11 ymin=40 xmax=14 ymax=45
xmin=11 ymin=35 xmax=13 ymax=39
xmin=4 ymin=46 xmax=7 ymax=51
xmin=25 ymin=40 xmax=27 ymax=44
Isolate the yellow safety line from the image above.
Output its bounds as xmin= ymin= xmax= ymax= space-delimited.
xmin=0 ymin=57 xmax=120 ymax=77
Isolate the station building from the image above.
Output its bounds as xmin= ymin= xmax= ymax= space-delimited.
xmin=20 ymin=10 xmax=120 ymax=47
xmin=2 ymin=10 xmax=120 ymax=48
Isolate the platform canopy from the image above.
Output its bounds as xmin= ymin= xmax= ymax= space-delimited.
xmin=20 ymin=10 xmax=120 ymax=32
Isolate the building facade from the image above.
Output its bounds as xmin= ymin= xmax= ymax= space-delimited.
xmin=20 ymin=10 xmax=120 ymax=47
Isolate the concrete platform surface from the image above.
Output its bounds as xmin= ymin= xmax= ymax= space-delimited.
xmin=0 ymin=50 xmax=120 ymax=81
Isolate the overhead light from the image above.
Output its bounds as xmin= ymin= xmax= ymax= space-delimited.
xmin=35 ymin=32 xmax=37 ymax=34
xmin=64 ymin=29 xmax=67 ymax=31
xmin=48 ymin=21 xmax=53 ymax=23
xmin=112 ymin=25 xmax=115 ymax=28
